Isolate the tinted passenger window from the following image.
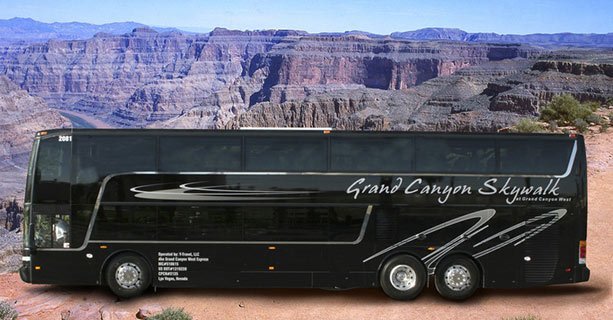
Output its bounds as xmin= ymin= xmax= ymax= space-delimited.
xmin=159 ymin=136 xmax=241 ymax=171
xmin=331 ymin=137 xmax=413 ymax=172
xmin=244 ymin=207 xmax=329 ymax=241
xmin=157 ymin=206 xmax=242 ymax=241
xmin=415 ymin=138 xmax=495 ymax=173
xmin=245 ymin=137 xmax=327 ymax=171
xmin=91 ymin=206 xmax=156 ymax=240
xmin=499 ymin=140 xmax=573 ymax=175
xmin=73 ymin=135 xmax=156 ymax=203
xmin=74 ymin=135 xmax=156 ymax=183
xmin=329 ymin=207 xmax=366 ymax=241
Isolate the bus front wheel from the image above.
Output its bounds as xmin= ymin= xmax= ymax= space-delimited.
xmin=434 ymin=256 xmax=480 ymax=300
xmin=105 ymin=254 xmax=151 ymax=298
xmin=379 ymin=255 xmax=426 ymax=300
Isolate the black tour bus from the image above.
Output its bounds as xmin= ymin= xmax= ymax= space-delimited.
xmin=20 ymin=128 xmax=589 ymax=300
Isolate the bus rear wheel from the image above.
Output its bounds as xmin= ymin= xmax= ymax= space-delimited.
xmin=105 ymin=254 xmax=151 ymax=298
xmin=379 ymin=255 xmax=426 ymax=300
xmin=434 ymin=256 xmax=480 ymax=300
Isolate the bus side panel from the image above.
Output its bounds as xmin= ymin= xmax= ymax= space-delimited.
xmin=474 ymin=206 xmax=523 ymax=288
xmin=95 ymin=243 xmax=328 ymax=289
xmin=30 ymin=251 xmax=98 ymax=285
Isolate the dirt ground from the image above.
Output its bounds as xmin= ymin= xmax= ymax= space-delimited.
xmin=0 ymin=131 xmax=611 ymax=320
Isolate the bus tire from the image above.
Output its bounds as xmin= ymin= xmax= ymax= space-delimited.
xmin=105 ymin=254 xmax=151 ymax=299
xmin=379 ymin=255 xmax=426 ymax=300
xmin=434 ymin=255 xmax=480 ymax=301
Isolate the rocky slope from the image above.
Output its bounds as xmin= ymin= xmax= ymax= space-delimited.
xmin=0 ymin=227 xmax=20 ymax=274
xmin=0 ymin=75 xmax=69 ymax=176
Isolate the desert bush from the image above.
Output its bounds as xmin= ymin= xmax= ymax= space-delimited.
xmin=585 ymin=113 xmax=603 ymax=125
xmin=600 ymin=123 xmax=609 ymax=133
xmin=148 ymin=308 xmax=192 ymax=320
xmin=0 ymin=300 xmax=18 ymax=320
xmin=583 ymin=101 xmax=600 ymax=112
xmin=512 ymin=118 xmax=547 ymax=133
xmin=539 ymin=94 xmax=596 ymax=125
xmin=573 ymin=118 xmax=589 ymax=133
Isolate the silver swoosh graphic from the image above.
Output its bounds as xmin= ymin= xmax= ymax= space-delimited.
xmin=473 ymin=209 xmax=566 ymax=258
xmin=130 ymin=181 xmax=317 ymax=201
xmin=362 ymin=209 xmax=496 ymax=264
xmin=363 ymin=208 xmax=567 ymax=271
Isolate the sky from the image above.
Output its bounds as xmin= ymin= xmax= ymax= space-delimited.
xmin=0 ymin=0 xmax=611 ymax=35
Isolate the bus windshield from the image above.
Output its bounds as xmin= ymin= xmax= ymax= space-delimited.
xmin=31 ymin=135 xmax=72 ymax=248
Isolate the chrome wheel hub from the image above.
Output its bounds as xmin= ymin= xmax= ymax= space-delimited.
xmin=115 ymin=262 xmax=142 ymax=289
xmin=389 ymin=264 xmax=417 ymax=291
xmin=444 ymin=265 xmax=471 ymax=291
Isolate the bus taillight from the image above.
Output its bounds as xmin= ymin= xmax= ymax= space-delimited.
xmin=579 ymin=240 xmax=587 ymax=264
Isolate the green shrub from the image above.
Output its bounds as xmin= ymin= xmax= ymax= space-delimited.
xmin=583 ymin=101 xmax=600 ymax=112
xmin=512 ymin=118 xmax=547 ymax=133
xmin=574 ymin=118 xmax=589 ymax=133
xmin=600 ymin=123 xmax=609 ymax=133
xmin=0 ymin=300 xmax=18 ymax=320
xmin=539 ymin=94 xmax=595 ymax=125
xmin=585 ymin=113 xmax=603 ymax=125
xmin=148 ymin=308 xmax=192 ymax=320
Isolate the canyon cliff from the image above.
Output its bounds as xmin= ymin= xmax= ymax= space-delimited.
xmin=224 ymin=54 xmax=613 ymax=131
xmin=0 ymin=28 xmax=550 ymax=129
xmin=0 ymin=28 xmax=611 ymax=132
xmin=0 ymin=76 xmax=69 ymax=197
xmin=0 ymin=76 xmax=69 ymax=171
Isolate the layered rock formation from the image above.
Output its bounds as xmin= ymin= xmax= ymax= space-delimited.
xmin=0 ymin=28 xmax=611 ymax=133
xmin=0 ymin=76 xmax=69 ymax=171
xmin=485 ymin=52 xmax=613 ymax=115
xmin=0 ymin=29 xmax=209 ymax=121
xmin=227 ymin=54 xmax=613 ymax=132
xmin=247 ymin=37 xmax=539 ymax=105
xmin=223 ymin=89 xmax=418 ymax=130
xmin=0 ymin=28 xmax=542 ymax=129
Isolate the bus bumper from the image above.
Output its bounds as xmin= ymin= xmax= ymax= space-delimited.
xmin=575 ymin=265 xmax=590 ymax=282
xmin=19 ymin=263 xmax=31 ymax=283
